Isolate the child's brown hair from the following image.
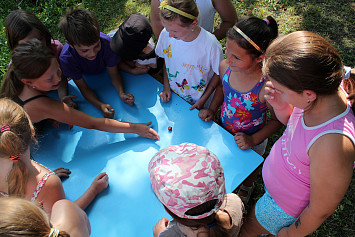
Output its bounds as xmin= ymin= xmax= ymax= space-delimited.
xmin=59 ymin=8 xmax=100 ymax=47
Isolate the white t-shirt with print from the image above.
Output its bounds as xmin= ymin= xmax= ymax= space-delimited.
xmin=156 ymin=28 xmax=223 ymax=104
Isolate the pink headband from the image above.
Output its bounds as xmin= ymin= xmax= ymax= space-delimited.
xmin=149 ymin=143 xmax=225 ymax=219
xmin=263 ymin=18 xmax=270 ymax=25
xmin=0 ymin=125 xmax=10 ymax=133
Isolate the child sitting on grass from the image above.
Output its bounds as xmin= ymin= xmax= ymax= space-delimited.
xmin=59 ymin=8 xmax=134 ymax=119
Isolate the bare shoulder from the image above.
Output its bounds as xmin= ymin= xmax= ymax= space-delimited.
xmin=51 ymin=200 xmax=91 ymax=237
xmin=219 ymin=59 xmax=229 ymax=77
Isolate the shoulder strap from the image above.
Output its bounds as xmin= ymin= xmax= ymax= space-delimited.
xmin=23 ymin=94 xmax=48 ymax=105
xmin=31 ymin=171 xmax=55 ymax=201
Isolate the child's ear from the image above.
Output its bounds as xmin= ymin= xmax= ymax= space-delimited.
xmin=66 ymin=40 xmax=74 ymax=48
xmin=191 ymin=19 xmax=198 ymax=28
xmin=21 ymin=79 xmax=34 ymax=87
xmin=303 ymin=90 xmax=317 ymax=103
xmin=256 ymin=54 xmax=265 ymax=63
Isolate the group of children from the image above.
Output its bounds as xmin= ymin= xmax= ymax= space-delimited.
xmin=0 ymin=0 xmax=354 ymax=236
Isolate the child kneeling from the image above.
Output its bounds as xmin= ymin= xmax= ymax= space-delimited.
xmin=149 ymin=143 xmax=244 ymax=237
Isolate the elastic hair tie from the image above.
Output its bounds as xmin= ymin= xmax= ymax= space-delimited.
xmin=0 ymin=125 xmax=10 ymax=133
xmin=49 ymin=228 xmax=60 ymax=237
xmin=159 ymin=1 xmax=197 ymax=20
xmin=233 ymin=26 xmax=262 ymax=53
xmin=9 ymin=154 xmax=20 ymax=162
xmin=344 ymin=66 xmax=351 ymax=79
xmin=263 ymin=18 xmax=270 ymax=25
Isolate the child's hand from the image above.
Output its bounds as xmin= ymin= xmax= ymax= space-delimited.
xmin=133 ymin=121 xmax=160 ymax=140
xmin=91 ymin=172 xmax=109 ymax=195
xmin=61 ymin=95 xmax=78 ymax=109
xmin=264 ymin=81 xmax=288 ymax=110
xmin=199 ymin=109 xmax=214 ymax=122
xmin=119 ymin=93 xmax=135 ymax=106
xmin=159 ymin=89 xmax=171 ymax=103
xmin=101 ymin=104 xmax=115 ymax=118
xmin=234 ymin=132 xmax=254 ymax=150
xmin=153 ymin=218 xmax=170 ymax=237
xmin=190 ymin=99 xmax=204 ymax=110
xmin=130 ymin=65 xmax=150 ymax=75
xmin=53 ymin=167 xmax=71 ymax=178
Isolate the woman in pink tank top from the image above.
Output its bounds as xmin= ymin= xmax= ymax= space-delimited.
xmin=239 ymin=31 xmax=355 ymax=236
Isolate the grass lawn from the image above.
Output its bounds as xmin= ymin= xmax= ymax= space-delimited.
xmin=0 ymin=0 xmax=354 ymax=236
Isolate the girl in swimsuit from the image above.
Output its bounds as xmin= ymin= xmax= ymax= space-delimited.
xmin=0 ymin=98 xmax=108 ymax=215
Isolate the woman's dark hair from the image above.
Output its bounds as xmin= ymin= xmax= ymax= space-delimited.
xmin=0 ymin=39 xmax=55 ymax=99
xmin=5 ymin=9 xmax=52 ymax=50
xmin=227 ymin=16 xmax=278 ymax=57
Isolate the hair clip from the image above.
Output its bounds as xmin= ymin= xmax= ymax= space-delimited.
xmin=344 ymin=66 xmax=351 ymax=79
xmin=159 ymin=1 xmax=197 ymax=20
xmin=49 ymin=228 xmax=60 ymax=237
xmin=0 ymin=125 xmax=10 ymax=133
xmin=9 ymin=154 xmax=20 ymax=162
xmin=233 ymin=26 xmax=262 ymax=53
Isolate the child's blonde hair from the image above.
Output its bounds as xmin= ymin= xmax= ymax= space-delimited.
xmin=159 ymin=0 xmax=199 ymax=26
xmin=0 ymin=98 xmax=35 ymax=196
xmin=0 ymin=197 xmax=69 ymax=237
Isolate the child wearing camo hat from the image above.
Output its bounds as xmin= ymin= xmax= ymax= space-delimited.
xmin=148 ymin=143 xmax=244 ymax=237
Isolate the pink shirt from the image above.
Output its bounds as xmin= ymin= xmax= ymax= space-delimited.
xmin=263 ymin=104 xmax=355 ymax=217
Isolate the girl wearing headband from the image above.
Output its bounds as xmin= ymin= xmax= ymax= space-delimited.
xmin=0 ymin=98 xmax=108 ymax=215
xmin=240 ymin=31 xmax=355 ymax=236
xmin=156 ymin=0 xmax=224 ymax=110
xmin=0 ymin=198 xmax=91 ymax=237
xmin=199 ymin=16 xmax=282 ymax=203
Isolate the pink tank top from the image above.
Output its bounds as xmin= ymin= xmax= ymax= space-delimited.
xmin=263 ymin=104 xmax=355 ymax=217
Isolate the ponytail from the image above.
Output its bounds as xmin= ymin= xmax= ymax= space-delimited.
xmin=0 ymin=98 xmax=34 ymax=197
xmin=0 ymin=64 xmax=24 ymax=98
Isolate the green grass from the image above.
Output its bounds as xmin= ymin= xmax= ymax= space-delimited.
xmin=0 ymin=0 xmax=353 ymax=236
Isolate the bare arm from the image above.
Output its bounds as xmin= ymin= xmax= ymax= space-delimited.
xmin=159 ymin=61 xmax=171 ymax=103
xmin=212 ymin=0 xmax=238 ymax=40
xmin=74 ymin=172 xmax=108 ymax=210
xmin=73 ymin=78 xmax=114 ymax=118
xmin=199 ymin=60 xmax=227 ymax=121
xmin=118 ymin=60 xmax=150 ymax=75
xmin=24 ymin=97 xmax=159 ymax=140
xmin=190 ymin=73 xmax=219 ymax=110
xmin=107 ymin=65 xmax=135 ymax=106
xmin=151 ymin=0 xmax=164 ymax=40
xmin=57 ymin=75 xmax=77 ymax=108
xmin=277 ymin=134 xmax=355 ymax=236
xmin=39 ymin=174 xmax=66 ymax=215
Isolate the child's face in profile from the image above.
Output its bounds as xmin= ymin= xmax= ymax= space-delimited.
xmin=161 ymin=18 xmax=195 ymax=42
xmin=225 ymin=38 xmax=261 ymax=72
xmin=23 ymin=58 xmax=62 ymax=92
xmin=73 ymin=40 xmax=101 ymax=60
